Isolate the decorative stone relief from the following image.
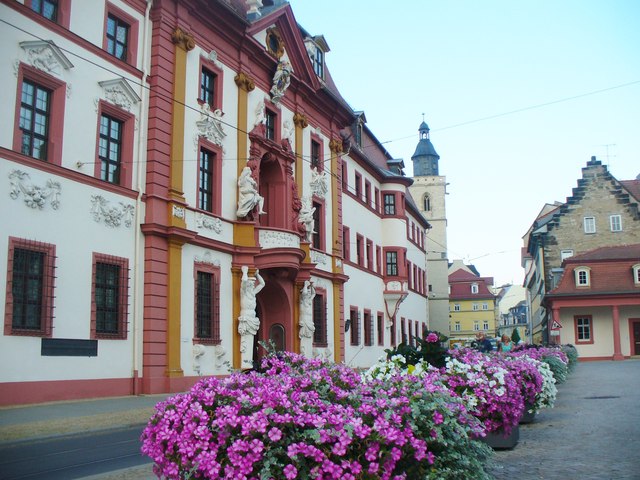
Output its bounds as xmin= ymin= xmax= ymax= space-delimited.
xmin=270 ymin=60 xmax=293 ymax=104
xmin=258 ymin=230 xmax=300 ymax=249
xmin=205 ymin=50 xmax=223 ymax=69
xmin=9 ymin=170 xmax=61 ymax=210
xmin=98 ymin=78 xmax=141 ymax=111
xmin=90 ymin=195 xmax=135 ymax=228
xmin=20 ymin=40 xmax=73 ymax=77
xmin=194 ymin=251 xmax=220 ymax=267
xmin=310 ymin=167 xmax=328 ymax=198
xmin=193 ymin=344 xmax=205 ymax=376
xmin=310 ymin=250 xmax=328 ymax=266
xmin=196 ymin=213 xmax=222 ymax=233
xmin=282 ymin=119 xmax=294 ymax=147
xmin=312 ymin=347 xmax=333 ymax=361
xmin=214 ymin=345 xmax=227 ymax=368
xmin=195 ymin=103 xmax=226 ymax=148
xmin=172 ymin=205 xmax=185 ymax=219
xmin=334 ymin=258 xmax=343 ymax=268
xmin=298 ymin=196 xmax=315 ymax=243
xmin=254 ymin=99 xmax=265 ymax=128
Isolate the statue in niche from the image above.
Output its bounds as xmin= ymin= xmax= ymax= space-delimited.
xmin=298 ymin=196 xmax=315 ymax=242
xmin=299 ymin=280 xmax=316 ymax=339
xmin=270 ymin=60 xmax=292 ymax=103
xmin=238 ymin=266 xmax=265 ymax=339
xmin=236 ymin=166 xmax=265 ymax=218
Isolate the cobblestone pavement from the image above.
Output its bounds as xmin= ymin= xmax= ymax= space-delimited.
xmin=488 ymin=359 xmax=640 ymax=480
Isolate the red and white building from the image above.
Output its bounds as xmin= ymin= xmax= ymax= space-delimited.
xmin=0 ymin=0 xmax=430 ymax=405
xmin=545 ymin=244 xmax=640 ymax=361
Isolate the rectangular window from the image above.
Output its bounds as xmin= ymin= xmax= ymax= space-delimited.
xmin=5 ymin=238 xmax=55 ymax=337
xmin=364 ymin=181 xmax=371 ymax=207
xmin=366 ymin=239 xmax=373 ymax=270
xmin=376 ymin=246 xmax=382 ymax=274
xmin=356 ymin=235 xmax=364 ymax=267
xmin=195 ymin=264 xmax=220 ymax=344
xmin=577 ymin=270 xmax=589 ymax=286
xmin=561 ymin=249 xmax=574 ymax=261
xmin=349 ymin=308 xmax=359 ymax=346
xmin=31 ymin=0 xmax=58 ymax=21
xmin=386 ymin=251 xmax=398 ymax=276
xmin=342 ymin=226 xmax=350 ymax=261
xmin=93 ymin=254 xmax=129 ymax=339
xmin=584 ymin=216 xmax=596 ymax=234
xmin=482 ymin=303 xmax=488 ymax=310
xmin=390 ymin=316 xmax=396 ymax=346
xmin=383 ymin=193 xmax=396 ymax=215
xmin=610 ymin=215 xmax=622 ymax=232
xmin=199 ymin=147 xmax=215 ymax=212
xmin=483 ymin=321 xmax=489 ymax=330
xmin=408 ymin=320 xmax=414 ymax=346
xmin=200 ymin=68 xmax=216 ymax=107
xmin=312 ymin=201 xmax=323 ymax=249
xmin=377 ymin=312 xmax=384 ymax=346
xmin=19 ymin=80 xmax=51 ymax=161
xmin=374 ymin=187 xmax=380 ymax=212
xmin=401 ymin=317 xmax=407 ymax=344
xmin=473 ymin=321 xmax=479 ymax=331
xmin=354 ymin=172 xmax=362 ymax=200
xmin=265 ymin=109 xmax=276 ymax=141
xmin=454 ymin=322 xmax=461 ymax=332
xmin=363 ymin=310 xmax=373 ymax=346
xmin=473 ymin=303 xmax=479 ymax=311
xmin=106 ymin=14 xmax=129 ymax=61
xmin=312 ymin=292 xmax=327 ymax=347
xmin=575 ymin=316 xmax=592 ymax=343
xmin=454 ymin=303 xmax=460 ymax=311
xmin=311 ymin=139 xmax=321 ymax=170
xmin=99 ymin=114 xmax=123 ymax=184
xmin=312 ymin=46 xmax=324 ymax=78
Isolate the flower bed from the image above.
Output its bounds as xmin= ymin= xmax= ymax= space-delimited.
xmin=142 ymin=353 xmax=493 ymax=480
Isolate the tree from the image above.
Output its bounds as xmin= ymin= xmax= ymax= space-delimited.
xmin=511 ymin=328 xmax=521 ymax=344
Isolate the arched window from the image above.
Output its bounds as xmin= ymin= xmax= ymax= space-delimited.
xmin=423 ymin=194 xmax=431 ymax=212
xmin=574 ymin=267 xmax=591 ymax=287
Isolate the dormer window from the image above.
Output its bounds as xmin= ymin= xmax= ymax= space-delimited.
xmin=471 ymin=283 xmax=479 ymax=294
xmin=312 ymin=46 xmax=324 ymax=78
xmin=574 ymin=267 xmax=591 ymax=287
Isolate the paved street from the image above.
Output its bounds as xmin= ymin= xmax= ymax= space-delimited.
xmin=489 ymin=360 xmax=640 ymax=480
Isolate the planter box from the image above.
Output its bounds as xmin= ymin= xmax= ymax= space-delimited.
xmin=520 ymin=407 xmax=536 ymax=424
xmin=481 ymin=425 xmax=519 ymax=449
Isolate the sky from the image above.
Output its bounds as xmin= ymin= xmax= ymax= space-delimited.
xmin=287 ymin=0 xmax=640 ymax=286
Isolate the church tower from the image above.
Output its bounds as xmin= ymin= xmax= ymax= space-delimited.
xmin=409 ymin=118 xmax=450 ymax=337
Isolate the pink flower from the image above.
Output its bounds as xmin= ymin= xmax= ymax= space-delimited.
xmin=426 ymin=332 xmax=439 ymax=343
xmin=283 ymin=464 xmax=297 ymax=479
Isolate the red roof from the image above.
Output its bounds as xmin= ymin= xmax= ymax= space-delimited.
xmin=621 ymin=179 xmax=640 ymax=202
xmin=549 ymin=244 xmax=640 ymax=296
xmin=448 ymin=268 xmax=495 ymax=299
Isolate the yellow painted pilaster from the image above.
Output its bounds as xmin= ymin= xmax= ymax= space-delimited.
xmin=166 ymin=238 xmax=185 ymax=377
xmin=293 ymin=112 xmax=308 ymax=192
xmin=329 ymin=138 xmax=344 ymax=362
xmin=164 ymin=28 xmax=195 ymax=378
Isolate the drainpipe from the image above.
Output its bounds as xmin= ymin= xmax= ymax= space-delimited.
xmin=132 ymin=0 xmax=152 ymax=395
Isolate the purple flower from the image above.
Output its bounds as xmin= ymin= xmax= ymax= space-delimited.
xmin=426 ymin=332 xmax=439 ymax=343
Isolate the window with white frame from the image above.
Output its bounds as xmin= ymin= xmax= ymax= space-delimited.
xmin=482 ymin=303 xmax=488 ymax=310
xmin=483 ymin=321 xmax=489 ymax=330
xmin=583 ymin=216 xmax=596 ymax=234
xmin=575 ymin=316 xmax=592 ymax=343
xmin=454 ymin=322 xmax=461 ymax=331
xmin=560 ymin=249 xmax=574 ymax=261
xmin=633 ymin=264 xmax=640 ymax=286
xmin=471 ymin=283 xmax=479 ymax=294
xmin=472 ymin=303 xmax=479 ymax=311
xmin=454 ymin=303 xmax=460 ymax=312
xmin=473 ymin=321 xmax=479 ymax=331
xmin=574 ymin=267 xmax=591 ymax=287
xmin=610 ymin=215 xmax=622 ymax=232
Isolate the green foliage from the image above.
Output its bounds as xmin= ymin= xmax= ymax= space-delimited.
xmin=511 ymin=328 xmax=521 ymax=344
xmin=385 ymin=330 xmax=449 ymax=368
xmin=561 ymin=344 xmax=579 ymax=372
xmin=543 ymin=355 xmax=568 ymax=384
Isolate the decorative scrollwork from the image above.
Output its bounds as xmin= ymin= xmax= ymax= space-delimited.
xmin=9 ymin=170 xmax=61 ymax=210
xmin=90 ymin=195 xmax=135 ymax=228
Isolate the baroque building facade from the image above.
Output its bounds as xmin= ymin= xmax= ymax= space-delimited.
xmin=0 ymin=0 xmax=430 ymax=405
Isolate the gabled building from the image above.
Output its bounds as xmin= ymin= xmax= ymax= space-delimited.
xmin=448 ymin=264 xmax=498 ymax=345
xmin=0 ymin=0 xmax=430 ymax=405
xmin=523 ymin=157 xmax=640 ymax=344
xmin=545 ymin=245 xmax=640 ymax=360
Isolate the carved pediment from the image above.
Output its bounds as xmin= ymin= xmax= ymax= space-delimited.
xmin=20 ymin=40 xmax=74 ymax=76
xmin=98 ymin=78 xmax=141 ymax=111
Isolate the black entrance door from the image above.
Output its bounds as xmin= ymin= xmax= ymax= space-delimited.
xmin=633 ymin=320 xmax=640 ymax=356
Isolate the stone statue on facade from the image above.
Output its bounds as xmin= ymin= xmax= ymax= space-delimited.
xmin=236 ymin=166 xmax=265 ymax=218
xmin=238 ymin=266 xmax=265 ymax=368
xmin=298 ymin=196 xmax=315 ymax=242
xmin=270 ymin=60 xmax=292 ymax=103
xmin=299 ymin=280 xmax=316 ymax=356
